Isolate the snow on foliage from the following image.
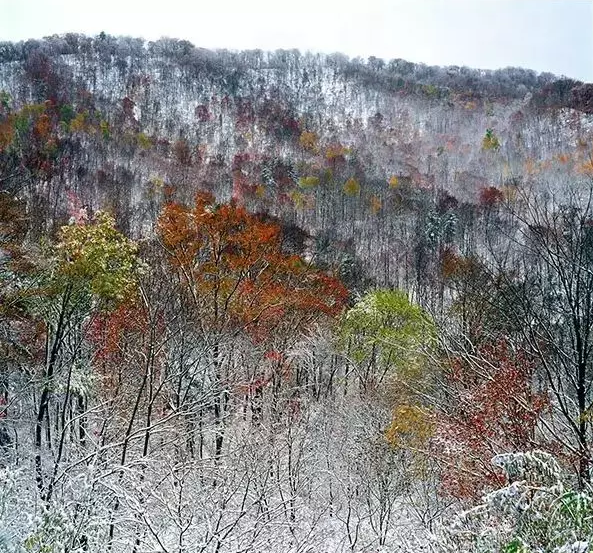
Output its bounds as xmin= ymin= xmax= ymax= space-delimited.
xmin=436 ymin=451 xmax=592 ymax=553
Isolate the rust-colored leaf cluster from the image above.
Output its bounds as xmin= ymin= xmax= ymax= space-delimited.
xmin=479 ymin=186 xmax=504 ymax=208
xmin=433 ymin=339 xmax=549 ymax=500
xmin=158 ymin=192 xmax=348 ymax=341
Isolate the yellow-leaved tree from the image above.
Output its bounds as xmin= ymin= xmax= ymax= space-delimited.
xmin=57 ymin=211 xmax=140 ymax=305
xmin=30 ymin=210 xmax=141 ymax=499
xmin=340 ymin=290 xmax=436 ymax=449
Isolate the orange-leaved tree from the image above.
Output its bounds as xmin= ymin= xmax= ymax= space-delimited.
xmin=157 ymin=191 xmax=348 ymax=455
xmin=158 ymin=192 xmax=348 ymax=336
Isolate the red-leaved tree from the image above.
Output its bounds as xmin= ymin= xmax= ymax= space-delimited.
xmin=433 ymin=339 xmax=549 ymax=499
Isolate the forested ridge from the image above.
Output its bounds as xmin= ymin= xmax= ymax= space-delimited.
xmin=1 ymin=33 xmax=593 ymax=552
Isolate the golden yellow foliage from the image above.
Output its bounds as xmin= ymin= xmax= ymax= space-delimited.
xmin=369 ymin=195 xmax=382 ymax=214
xmin=290 ymin=190 xmax=315 ymax=210
xmin=137 ymin=133 xmax=152 ymax=149
xmin=69 ymin=111 xmax=88 ymax=133
xmin=58 ymin=212 xmax=140 ymax=304
xmin=290 ymin=190 xmax=304 ymax=209
xmin=482 ymin=128 xmax=500 ymax=151
xmin=298 ymin=176 xmax=320 ymax=189
xmin=325 ymin=143 xmax=347 ymax=162
xmin=299 ymin=130 xmax=318 ymax=153
xmin=99 ymin=119 xmax=110 ymax=139
xmin=385 ymin=404 xmax=434 ymax=449
xmin=343 ymin=177 xmax=361 ymax=196
xmin=389 ymin=175 xmax=399 ymax=189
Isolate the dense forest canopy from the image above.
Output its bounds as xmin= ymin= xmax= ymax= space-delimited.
xmin=1 ymin=33 xmax=593 ymax=553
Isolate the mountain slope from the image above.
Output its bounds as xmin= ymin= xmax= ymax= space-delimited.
xmin=1 ymin=33 xmax=592 ymax=289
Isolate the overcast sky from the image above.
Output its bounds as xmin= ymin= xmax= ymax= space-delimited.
xmin=1 ymin=0 xmax=592 ymax=80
